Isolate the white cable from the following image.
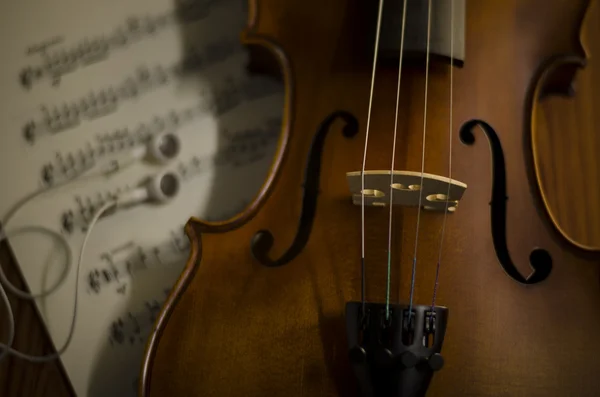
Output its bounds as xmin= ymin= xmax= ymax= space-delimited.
xmin=0 ymin=165 xmax=181 ymax=362
xmin=0 ymin=169 xmax=101 ymax=307
xmin=0 ymin=134 xmax=181 ymax=300
xmin=0 ymin=200 xmax=115 ymax=362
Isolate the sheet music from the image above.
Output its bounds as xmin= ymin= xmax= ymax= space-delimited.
xmin=0 ymin=0 xmax=283 ymax=395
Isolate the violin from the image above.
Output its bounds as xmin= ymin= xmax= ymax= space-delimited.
xmin=140 ymin=0 xmax=600 ymax=396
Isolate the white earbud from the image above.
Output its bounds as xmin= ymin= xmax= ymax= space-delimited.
xmin=0 ymin=141 xmax=182 ymax=364
xmin=114 ymin=170 xmax=181 ymax=209
xmin=97 ymin=132 xmax=181 ymax=175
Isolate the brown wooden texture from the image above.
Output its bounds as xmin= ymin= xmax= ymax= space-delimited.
xmin=531 ymin=0 xmax=600 ymax=251
xmin=142 ymin=1 xmax=600 ymax=396
xmin=0 ymin=241 xmax=74 ymax=397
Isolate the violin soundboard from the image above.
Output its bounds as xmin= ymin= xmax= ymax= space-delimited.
xmin=0 ymin=0 xmax=283 ymax=395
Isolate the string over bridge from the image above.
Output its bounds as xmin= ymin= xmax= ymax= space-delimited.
xmin=346 ymin=170 xmax=466 ymax=212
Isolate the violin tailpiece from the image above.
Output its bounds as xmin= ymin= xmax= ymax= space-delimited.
xmin=346 ymin=302 xmax=448 ymax=397
xmin=346 ymin=170 xmax=467 ymax=212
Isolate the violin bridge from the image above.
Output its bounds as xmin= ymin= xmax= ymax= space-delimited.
xmin=346 ymin=170 xmax=467 ymax=212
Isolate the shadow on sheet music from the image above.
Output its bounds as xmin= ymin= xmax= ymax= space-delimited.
xmin=86 ymin=0 xmax=284 ymax=395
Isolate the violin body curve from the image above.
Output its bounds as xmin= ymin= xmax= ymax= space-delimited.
xmin=140 ymin=1 xmax=600 ymax=396
xmin=529 ymin=0 xmax=600 ymax=251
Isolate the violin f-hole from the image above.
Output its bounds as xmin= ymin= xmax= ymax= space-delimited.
xmin=251 ymin=111 xmax=359 ymax=267
xmin=459 ymin=119 xmax=552 ymax=284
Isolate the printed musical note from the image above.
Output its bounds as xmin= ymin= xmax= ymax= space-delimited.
xmin=39 ymin=78 xmax=281 ymax=186
xmin=39 ymin=106 xmax=198 ymax=185
xmin=109 ymin=318 xmax=126 ymax=345
xmin=23 ymin=39 xmax=240 ymax=144
xmin=86 ymin=230 xmax=189 ymax=295
xmin=108 ymin=296 xmax=168 ymax=347
xmin=87 ymin=270 xmax=101 ymax=294
xmin=23 ymin=65 xmax=166 ymax=142
xmin=100 ymin=252 xmax=121 ymax=283
xmin=170 ymin=229 xmax=190 ymax=252
xmin=25 ymin=36 xmax=64 ymax=56
xmin=67 ymin=186 xmax=130 ymax=231
xmin=19 ymin=0 xmax=232 ymax=89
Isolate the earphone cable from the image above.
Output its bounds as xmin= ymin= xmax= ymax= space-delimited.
xmin=0 ymin=137 xmax=181 ymax=362
xmin=0 ymin=163 xmax=103 ymax=300
xmin=0 ymin=200 xmax=116 ymax=362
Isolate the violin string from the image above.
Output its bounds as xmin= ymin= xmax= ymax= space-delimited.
xmin=431 ymin=0 xmax=455 ymax=313
xmin=360 ymin=0 xmax=385 ymax=315
xmin=385 ymin=0 xmax=408 ymax=321
xmin=407 ymin=0 xmax=433 ymax=319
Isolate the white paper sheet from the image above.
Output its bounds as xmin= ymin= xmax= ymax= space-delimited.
xmin=0 ymin=0 xmax=283 ymax=395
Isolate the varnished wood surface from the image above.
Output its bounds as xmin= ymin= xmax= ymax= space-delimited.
xmin=142 ymin=1 xmax=600 ymax=396
xmin=0 ymin=241 xmax=74 ymax=397
xmin=532 ymin=0 xmax=600 ymax=251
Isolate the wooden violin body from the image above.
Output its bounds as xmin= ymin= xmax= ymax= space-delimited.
xmin=140 ymin=1 xmax=600 ymax=396
xmin=531 ymin=0 xmax=600 ymax=251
